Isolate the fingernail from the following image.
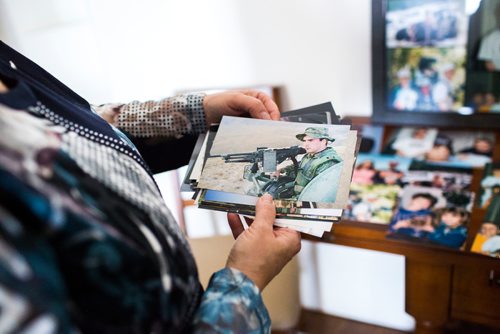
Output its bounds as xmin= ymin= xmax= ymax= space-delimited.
xmin=261 ymin=193 xmax=273 ymax=203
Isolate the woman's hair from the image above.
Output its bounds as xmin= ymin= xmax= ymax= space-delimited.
xmin=412 ymin=192 xmax=438 ymax=208
xmin=433 ymin=135 xmax=454 ymax=155
xmin=435 ymin=206 xmax=470 ymax=226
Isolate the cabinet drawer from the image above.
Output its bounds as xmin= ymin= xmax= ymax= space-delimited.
xmin=451 ymin=262 xmax=500 ymax=327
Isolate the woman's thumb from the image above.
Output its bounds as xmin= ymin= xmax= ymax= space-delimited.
xmin=253 ymin=194 xmax=276 ymax=230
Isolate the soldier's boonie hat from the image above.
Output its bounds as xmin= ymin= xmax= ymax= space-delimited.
xmin=296 ymin=127 xmax=335 ymax=142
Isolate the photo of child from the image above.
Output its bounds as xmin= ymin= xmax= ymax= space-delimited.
xmin=471 ymin=222 xmax=500 ymax=258
xmin=428 ymin=207 xmax=469 ymax=248
xmin=471 ymin=163 xmax=500 ymax=257
xmin=388 ymin=184 xmax=473 ymax=249
xmin=389 ymin=191 xmax=439 ymax=238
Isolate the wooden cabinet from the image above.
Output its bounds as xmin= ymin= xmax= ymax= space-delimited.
xmin=451 ymin=259 xmax=500 ymax=328
xmin=312 ymin=119 xmax=500 ymax=333
xmin=304 ymin=223 xmax=500 ymax=334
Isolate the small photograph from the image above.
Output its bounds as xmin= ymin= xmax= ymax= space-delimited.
xmin=343 ymin=184 xmax=401 ymax=224
xmin=386 ymin=0 xmax=468 ymax=48
xmin=471 ymin=222 xmax=500 ymax=258
xmin=197 ymin=116 xmax=357 ymax=206
xmin=352 ymin=153 xmax=413 ymax=186
xmin=424 ymin=130 xmax=495 ymax=168
xmin=388 ymin=185 xmax=473 ymax=249
xmin=402 ymin=170 xmax=472 ymax=192
xmin=471 ymin=164 xmax=500 ymax=257
xmin=383 ymin=127 xmax=496 ymax=168
xmin=383 ymin=127 xmax=438 ymax=159
xmin=387 ymin=48 xmax=467 ymax=112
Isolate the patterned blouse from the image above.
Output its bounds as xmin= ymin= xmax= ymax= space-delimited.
xmin=0 ymin=41 xmax=270 ymax=333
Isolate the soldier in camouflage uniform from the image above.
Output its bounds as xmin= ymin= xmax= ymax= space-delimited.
xmin=280 ymin=127 xmax=342 ymax=198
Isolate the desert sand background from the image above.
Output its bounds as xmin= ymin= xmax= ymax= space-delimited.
xmin=200 ymin=157 xmax=297 ymax=195
xmin=198 ymin=117 xmax=358 ymax=208
xmin=210 ymin=116 xmax=351 ymax=155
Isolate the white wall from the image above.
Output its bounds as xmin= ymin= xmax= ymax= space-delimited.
xmin=0 ymin=0 xmax=413 ymax=331
xmin=0 ymin=0 xmax=372 ymax=115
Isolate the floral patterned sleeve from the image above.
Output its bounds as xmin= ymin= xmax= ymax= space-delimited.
xmin=0 ymin=205 xmax=76 ymax=334
xmin=93 ymin=93 xmax=207 ymax=138
xmin=192 ymin=268 xmax=271 ymax=334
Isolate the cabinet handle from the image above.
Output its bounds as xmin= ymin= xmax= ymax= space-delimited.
xmin=489 ymin=270 xmax=500 ymax=287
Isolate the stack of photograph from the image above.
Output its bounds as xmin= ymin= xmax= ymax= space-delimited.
xmin=181 ymin=103 xmax=360 ymax=237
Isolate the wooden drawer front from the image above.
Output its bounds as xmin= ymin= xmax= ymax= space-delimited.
xmin=451 ymin=263 xmax=500 ymax=327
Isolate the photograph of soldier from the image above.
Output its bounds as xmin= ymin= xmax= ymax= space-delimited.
xmin=275 ymin=127 xmax=342 ymax=199
xmin=197 ymin=116 xmax=357 ymax=207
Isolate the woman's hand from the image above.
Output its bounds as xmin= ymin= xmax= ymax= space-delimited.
xmin=225 ymin=194 xmax=301 ymax=291
xmin=393 ymin=219 xmax=411 ymax=229
xmin=203 ymin=90 xmax=280 ymax=125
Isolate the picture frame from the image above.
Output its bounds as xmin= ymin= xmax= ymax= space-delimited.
xmin=371 ymin=0 xmax=500 ymax=129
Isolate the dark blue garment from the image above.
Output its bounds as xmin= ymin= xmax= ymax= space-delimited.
xmin=0 ymin=41 xmax=120 ymax=140
xmin=428 ymin=223 xmax=467 ymax=249
xmin=0 ymin=41 xmax=270 ymax=333
xmin=389 ymin=207 xmax=433 ymax=232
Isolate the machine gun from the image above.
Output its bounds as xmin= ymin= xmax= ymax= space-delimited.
xmin=219 ymin=145 xmax=306 ymax=198
xmin=222 ymin=145 xmax=306 ymax=174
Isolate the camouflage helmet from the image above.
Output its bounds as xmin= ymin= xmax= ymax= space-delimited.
xmin=296 ymin=127 xmax=335 ymax=142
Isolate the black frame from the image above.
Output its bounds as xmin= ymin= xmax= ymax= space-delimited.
xmin=371 ymin=0 xmax=500 ymax=129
